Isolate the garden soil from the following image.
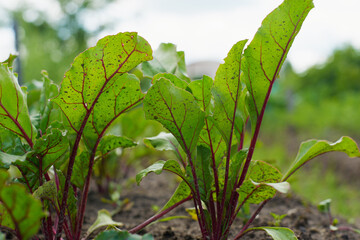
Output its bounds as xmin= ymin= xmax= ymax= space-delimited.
xmin=84 ymin=172 xmax=360 ymax=240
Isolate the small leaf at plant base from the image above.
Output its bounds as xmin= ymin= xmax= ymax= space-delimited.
xmin=186 ymin=208 xmax=198 ymax=221
xmin=238 ymin=161 xmax=282 ymax=204
xmin=144 ymin=78 xmax=205 ymax=155
xmin=86 ymin=209 xmax=124 ymax=238
xmin=0 ymin=60 xmax=36 ymax=146
xmin=136 ymin=160 xmax=185 ymax=185
xmin=318 ymin=199 xmax=332 ymax=213
xmin=144 ymin=132 xmax=180 ymax=152
xmin=242 ymin=0 xmax=314 ymax=130
xmin=99 ymin=135 xmax=137 ymax=154
xmin=282 ymin=136 xmax=360 ymax=181
xmin=33 ymin=180 xmax=57 ymax=201
xmin=0 ymin=169 xmax=45 ymax=240
xmin=95 ymin=230 xmax=154 ymax=240
xmin=249 ymin=227 xmax=297 ymax=240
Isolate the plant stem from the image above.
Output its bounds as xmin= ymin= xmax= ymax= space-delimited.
xmin=233 ymin=199 xmax=269 ymax=240
xmin=129 ymin=195 xmax=193 ymax=234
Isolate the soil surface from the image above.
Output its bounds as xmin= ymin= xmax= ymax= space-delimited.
xmin=84 ymin=172 xmax=360 ymax=240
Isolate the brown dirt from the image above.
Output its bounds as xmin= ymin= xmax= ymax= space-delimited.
xmin=83 ymin=172 xmax=360 ymax=240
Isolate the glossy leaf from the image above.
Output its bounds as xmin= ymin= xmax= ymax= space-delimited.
xmin=242 ymin=0 xmax=314 ymax=129
xmin=136 ymin=159 xmax=185 ymax=185
xmin=144 ymin=132 xmax=180 ymax=152
xmin=0 ymin=151 xmax=28 ymax=169
xmin=250 ymin=180 xmax=290 ymax=194
xmin=86 ymin=209 xmax=124 ymax=238
xmin=238 ymin=161 xmax=282 ymax=204
xmin=213 ymin=40 xmax=248 ymax=143
xmin=0 ymin=170 xmax=45 ymax=240
xmin=0 ymin=59 xmax=35 ymax=146
xmin=52 ymin=32 xmax=152 ymax=139
xmin=142 ymin=43 xmax=190 ymax=82
xmin=95 ymin=230 xmax=154 ymax=240
xmin=249 ymin=227 xmax=297 ymax=240
xmin=144 ymin=78 xmax=205 ymax=155
xmin=282 ymin=136 xmax=360 ymax=181
xmin=98 ymin=135 xmax=137 ymax=154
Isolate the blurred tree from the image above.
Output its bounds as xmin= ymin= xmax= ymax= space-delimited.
xmin=3 ymin=0 xmax=117 ymax=83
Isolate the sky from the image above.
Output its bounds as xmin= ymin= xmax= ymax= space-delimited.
xmin=1 ymin=0 xmax=360 ymax=72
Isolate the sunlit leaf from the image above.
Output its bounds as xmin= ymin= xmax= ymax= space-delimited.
xmin=86 ymin=209 xmax=124 ymax=238
xmin=52 ymin=32 xmax=152 ymax=140
xmin=282 ymin=136 xmax=360 ymax=181
xmin=144 ymin=78 xmax=205 ymax=155
xmin=249 ymin=227 xmax=297 ymax=240
xmin=238 ymin=160 xmax=282 ymax=204
xmin=213 ymin=40 xmax=248 ymax=144
xmin=95 ymin=230 xmax=154 ymax=240
xmin=142 ymin=43 xmax=190 ymax=82
xmin=99 ymin=135 xmax=137 ymax=154
xmin=242 ymin=0 xmax=314 ymax=130
xmin=0 ymin=58 xmax=36 ymax=147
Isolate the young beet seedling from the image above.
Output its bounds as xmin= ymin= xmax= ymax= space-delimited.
xmin=133 ymin=0 xmax=360 ymax=239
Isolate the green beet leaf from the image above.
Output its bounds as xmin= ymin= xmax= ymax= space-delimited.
xmin=242 ymin=0 xmax=314 ymax=130
xmin=282 ymin=136 xmax=360 ymax=181
xmin=71 ymin=151 xmax=90 ymax=188
xmin=142 ymin=43 xmax=190 ymax=82
xmin=33 ymin=128 xmax=69 ymax=171
xmin=153 ymin=73 xmax=188 ymax=89
xmin=187 ymin=146 xmax=213 ymax=201
xmin=86 ymin=209 xmax=124 ymax=238
xmin=248 ymin=227 xmax=297 ymax=240
xmin=0 ymin=170 xmax=45 ymax=240
xmin=0 ymin=57 xmax=36 ymax=147
xmin=52 ymin=32 xmax=152 ymax=139
xmin=238 ymin=160 xmax=282 ymax=204
xmin=98 ymin=135 xmax=137 ymax=154
xmin=213 ymin=40 xmax=248 ymax=144
xmin=38 ymin=70 xmax=60 ymax=133
xmin=0 ymin=151 xmax=28 ymax=169
xmin=136 ymin=159 xmax=185 ymax=185
xmin=33 ymin=180 xmax=57 ymax=201
xmin=186 ymin=75 xmax=213 ymax=113
xmin=162 ymin=180 xmax=191 ymax=211
xmin=95 ymin=230 xmax=154 ymax=240
xmin=144 ymin=132 xmax=180 ymax=152
xmin=144 ymin=78 xmax=205 ymax=155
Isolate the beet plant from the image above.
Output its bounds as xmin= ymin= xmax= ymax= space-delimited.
xmin=133 ymin=0 xmax=360 ymax=239
xmin=0 ymin=33 xmax=153 ymax=239
xmin=0 ymin=0 xmax=359 ymax=239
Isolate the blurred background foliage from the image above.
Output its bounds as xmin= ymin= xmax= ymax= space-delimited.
xmin=1 ymin=0 xmax=360 ymax=223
